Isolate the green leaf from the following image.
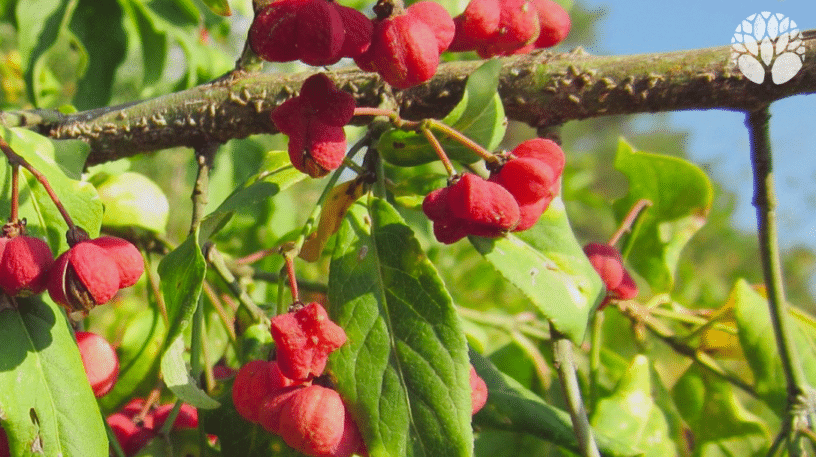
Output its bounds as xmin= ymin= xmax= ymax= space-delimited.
xmin=733 ymin=280 xmax=816 ymax=411
xmin=591 ymin=355 xmax=677 ymax=457
xmin=613 ymin=139 xmax=713 ymax=292
xmin=329 ymin=198 xmax=473 ymax=457
xmin=470 ymin=350 xmax=640 ymax=457
xmin=672 ymin=364 xmax=769 ymax=457
xmin=158 ymin=230 xmax=206 ymax=342
xmin=200 ymin=151 xmax=304 ymax=241
xmin=1 ymin=127 xmax=101 ymax=254
xmin=201 ymin=0 xmax=230 ymax=16
xmin=160 ymin=336 xmax=219 ymax=409
xmin=15 ymin=0 xmax=78 ymax=106
xmin=0 ymin=296 xmax=108 ymax=456
xmin=69 ymin=0 xmax=127 ymax=109
xmin=378 ymin=59 xmax=506 ymax=167
xmin=125 ymin=0 xmax=168 ymax=87
xmin=99 ymin=308 xmax=166 ymax=413
xmin=470 ymin=197 xmax=604 ymax=343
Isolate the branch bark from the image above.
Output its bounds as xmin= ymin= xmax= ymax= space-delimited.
xmin=2 ymin=31 xmax=815 ymax=165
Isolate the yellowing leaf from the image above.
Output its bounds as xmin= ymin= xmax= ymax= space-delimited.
xmin=300 ymin=178 xmax=368 ymax=262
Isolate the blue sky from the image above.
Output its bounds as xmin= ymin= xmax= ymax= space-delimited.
xmin=578 ymin=0 xmax=816 ymax=251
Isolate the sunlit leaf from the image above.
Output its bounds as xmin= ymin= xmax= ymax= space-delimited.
xmin=470 ymin=197 xmax=604 ymax=343
xmin=591 ymin=355 xmax=677 ymax=457
xmin=0 ymin=296 xmax=108 ymax=456
xmin=613 ymin=139 xmax=713 ymax=292
xmin=470 ymin=350 xmax=640 ymax=456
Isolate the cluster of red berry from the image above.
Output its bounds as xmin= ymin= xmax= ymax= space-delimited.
xmin=250 ymin=0 xmax=570 ymax=89
xmin=272 ymin=74 xmax=356 ymax=178
xmin=422 ymin=138 xmax=565 ymax=243
xmin=449 ymin=0 xmax=570 ymax=57
xmin=107 ymin=399 xmax=200 ymax=456
xmin=232 ymin=302 xmax=363 ymax=457
xmin=0 ymin=227 xmax=144 ymax=313
xmin=583 ymin=243 xmax=638 ymax=309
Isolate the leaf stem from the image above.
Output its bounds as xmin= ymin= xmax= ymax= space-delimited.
xmin=427 ymin=119 xmax=497 ymax=165
xmin=748 ymin=107 xmax=812 ymax=455
xmin=0 ymin=135 xmax=76 ymax=229
xmin=551 ymin=327 xmax=601 ymax=457
xmin=204 ymin=243 xmax=267 ymax=324
xmin=588 ymin=311 xmax=604 ymax=412
xmin=9 ymin=163 xmax=19 ymax=223
xmin=608 ymin=199 xmax=651 ymax=247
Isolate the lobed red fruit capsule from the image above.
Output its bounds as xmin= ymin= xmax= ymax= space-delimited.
xmin=406 ymin=1 xmax=455 ymax=53
xmin=76 ymin=331 xmax=119 ymax=398
xmin=150 ymin=403 xmax=198 ymax=431
xmin=583 ymin=243 xmax=638 ymax=309
xmin=446 ymin=174 xmax=520 ymax=233
xmin=423 ymin=174 xmax=522 ymax=243
xmin=233 ymin=360 xmax=302 ymax=423
xmin=47 ymin=235 xmax=143 ymax=313
xmin=530 ymin=0 xmax=570 ymax=48
xmin=250 ymin=0 xmax=373 ymax=66
xmin=271 ymin=74 xmax=356 ymax=178
xmin=276 ymin=385 xmax=362 ymax=457
xmin=355 ymin=4 xmax=451 ymax=89
xmin=475 ymin=0 xmax=540 ymax=58
xmin=470 ymin=365 xmax=488 ymax=415
xmin=107 ymin=412 xmax=156 ymax=457
xmin=0 ymin=235 xmax=53 ymax=296
xmin=87 ymin=236 xmax=144 ymax=289
xmin=270 ymin=302 xmax=347 ymax=381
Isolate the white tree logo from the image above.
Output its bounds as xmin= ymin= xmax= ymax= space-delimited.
xmin=731 ymin=12 xmax=806 ymax=84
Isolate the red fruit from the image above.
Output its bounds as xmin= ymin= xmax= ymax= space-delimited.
xmin=75 ymin=331 xmax=119 ymax=397
xmin=446 ymin=174 xmax=520 ymax=232
xmin=88 ymin=236 xmax=144 ymax=288
xmin=0 ymin=235 xmax=53 ymax=296
xmin=296 ymin=0 xmax=345 ymax=66
xmin=491 ymin=157 xmax=558 ymax=206
xmin=233 ymin=360 xmax=301 ymax=423
xmin=151 ymin=403 xmax=198 ymax=431
xmin=336 ymin=4 xmax=373 ymax=58
xmin=47 ymin=241 xmax=120 ymax=312
xmin=258 ymin=386 xmax=305 ymax=434
xmin=511 ymin=138 xmax=565 ymax=178
xmin=107 ymin=412 xmax=156 ymax=457
xmin=470 ymin=365 xmax=488 ymax=415
xmin=277 ymin=385 xmax=362 ymax=457
xmin=513 ymin=197 xmax=550 ymax=232
xmin=359 ymin=13 xmax=441 ymax=89
xmin=583 ymin=243 xmax=638 ymax=308
xmin=272 ymin=74 xmax=355 ymax=178
xmin=299 ymin=73 xmax=356 ymax=128
xmin=270 ymin=302 xmax=347 ymax=381
xmin=0 ymin=425 xmax=8 ymax=457
xmin=475 ymin=0 xmax=540 ymax=57
xmin=451 ymin=0 xmax=501 ymax=49
xmin=249 ymin=0 xmax=301 ymax=62
xmin=530 ymin=0 xmax=570 ymax=48
xmin=406 ymin=1 xmax=455 ymax=53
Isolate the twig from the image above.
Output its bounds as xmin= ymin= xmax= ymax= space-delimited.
xmin=748 ymin=107 xmax=812 ymax=456
xmin=552 ymin=327 xmax=601 ymax=457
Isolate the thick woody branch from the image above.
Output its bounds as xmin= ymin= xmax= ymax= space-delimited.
xmin=2 ymin=31 xmax=815 ymax=165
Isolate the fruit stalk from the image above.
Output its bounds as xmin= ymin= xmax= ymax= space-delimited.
xmin=9 ymin=164 xmax=19 ymax=223
xmin=0 ymin=136 xmax=76 ymax=230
